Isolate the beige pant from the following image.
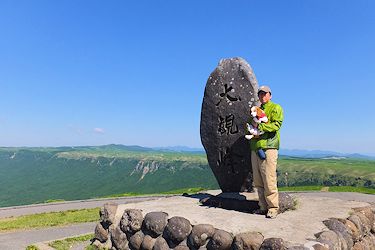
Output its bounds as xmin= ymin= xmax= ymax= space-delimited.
xmin=251 ymin=149 xmax=279 ymax=213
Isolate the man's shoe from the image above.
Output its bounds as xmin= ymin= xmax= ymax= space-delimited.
xmin=253 ymin=209 xmax=267 ymax=215
xmin=266 ymin=210 xmax=278 ymax=219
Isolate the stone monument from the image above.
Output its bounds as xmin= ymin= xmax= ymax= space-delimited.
xmin=200 ymin=57 xmax=259 ymax=192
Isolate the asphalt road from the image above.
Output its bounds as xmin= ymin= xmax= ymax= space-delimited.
xmin=0 ymin=195 xmax=176 ymax=219
xmin=0 ymin=222 xmax=96 ymax=250
xmin=0 ymin=195 xmax=175 ymax=250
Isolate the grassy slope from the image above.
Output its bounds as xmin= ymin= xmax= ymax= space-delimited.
xmin=277 ymin=156 xmax=375 ymax=187
xmin=0 ymin=148 xmax=218 ymax=207
xmin=279 ymin=157 xmax=375 ymax=178
xmin=0 ymin=147 xmax=374 ymax=207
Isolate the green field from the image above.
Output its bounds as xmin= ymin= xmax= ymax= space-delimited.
xmin=279 ymin=185 xmax=375 ymax=194
xmin=0 ymin=208 xmax=99 ymax=232
xmin=277 ymin=156 xmax=375 ymax=187
xmin=0 ymin=146 xmax=218 ymax=207
xmin=0 ymin=145 xmax=374 ymax=207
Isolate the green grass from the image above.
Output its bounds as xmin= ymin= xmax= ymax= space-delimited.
xmin=278 ymin=157 xmax=375 ymax=179
xmin=101 ymin=192 xmax=143 ymax=198
xmin=25 ymin=246 xmax=39 ymax=250
xmin=0 ymin=208 xmax=100 ymax=232
xmin=279 ymin=185 xmax=323 ymax=191
xmin=160 ymin=187 xmax=206 ymax=194
xmin=279 ymin=185 xmax=375 ymax=194
xmin=49 ymin=233 xmax=94 ymax=250
xmin=85 ymin=245 xmax=104 ymax=250
xmin=103 ymin=187 xmax=207 ymax=198
xmin=44 ymin=199 xmax=65 ymax=203
xmin=328 ymin=186 xmax=375 ymax=194
xmin=277 ymin=157 xmax=375 ymax=188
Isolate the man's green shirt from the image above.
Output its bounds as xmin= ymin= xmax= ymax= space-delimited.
xmin=250 ymin=101 xmax=283 ymax=150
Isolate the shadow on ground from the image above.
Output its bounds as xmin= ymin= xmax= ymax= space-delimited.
xmin=184 ymin=193 xmax=259 ymax=213
xmin=183 ymin=192 xmax=295 ymax=214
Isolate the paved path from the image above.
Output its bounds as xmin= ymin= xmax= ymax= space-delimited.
xmin=0 ymin=195 xmax=175 ymax=219
xmin=286 ymin=191 xmax=375 ymax=203
xmin=0 ymin=222 xmax=96 ymax=250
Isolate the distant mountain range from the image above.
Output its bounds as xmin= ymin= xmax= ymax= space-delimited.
xmin=151 ymin=145 xmax=375 ymax=160
xmin=2 ymin=144 xmax=374 ymax=160
xmin=153 ymin=145 xmax=204 ymax=152
xmin=278 ymin=149 xmax=375 ymax=160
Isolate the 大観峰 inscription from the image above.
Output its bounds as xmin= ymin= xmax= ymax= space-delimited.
xmin=200 ymin=57 xmax=259 ymax=192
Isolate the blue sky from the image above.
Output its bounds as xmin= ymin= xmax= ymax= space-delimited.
xmin=1 ymin=1 xmax=374 ymax=155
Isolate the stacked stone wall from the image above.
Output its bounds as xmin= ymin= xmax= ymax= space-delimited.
xmin=92 ymin=203 xmax=375 ymax=250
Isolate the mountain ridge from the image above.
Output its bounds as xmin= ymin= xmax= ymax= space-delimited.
xmin=1 ymin=144 xmax=375 ymax=160
xmin=279 ymin=149 xmax=375 ymax=160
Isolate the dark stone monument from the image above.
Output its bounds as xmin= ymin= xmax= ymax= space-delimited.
xmin=200 ymin=57 xmax=259 ymax=192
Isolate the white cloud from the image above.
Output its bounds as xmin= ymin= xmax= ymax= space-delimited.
xmin=94 ymin=128 xmax=105 ymax=134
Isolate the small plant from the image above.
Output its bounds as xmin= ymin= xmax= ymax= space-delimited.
xmin=25 ymin=245 xmax=40 ymax=250
xmin=85 ymin=244 xmax=106 ymax=250
xmin=44 ymin=199 xmax=65 ymax=203
xmin=292 ymin=197 xmax=299 ymax=210
xmin=85 ymin=246 xmax=97 ymax=250
xmin=49 ymin=233 xmax=94 ymax=250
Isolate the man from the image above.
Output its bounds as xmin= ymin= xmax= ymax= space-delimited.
xmin=250 ymin=85 xmax=283 ymax=219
